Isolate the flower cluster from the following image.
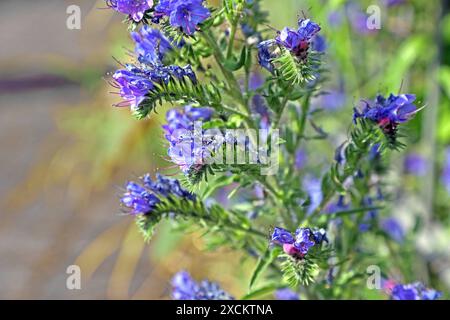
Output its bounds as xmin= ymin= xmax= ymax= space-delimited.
xmin=271 ymin=227 xmax=328 ymax=258
xmin=257 ymin=18 xmax=321 ymax=73
xmin=155 ymin=0 xmax=210 ymax=35
xmin=353 ymin=93 xmax=419 ymax=139
xmin=120 ymin=174 xmax=195 ymax=215
xmin=112 ymin=63 xmax=197 ymax=110
xmin=106 ymin=0 xmax=153 ymax=22
xmin=163 ymin=105 xmax=214 ymax=174
xmin=389 ymin=282 xmax=441 ymax=300
xmin=275 ymin=19 xmax=321 ymax=59
xmin=172 ymin=271 xmax=234 ymax=300
xmin=132 ymin=25 xmax=173 ymax=64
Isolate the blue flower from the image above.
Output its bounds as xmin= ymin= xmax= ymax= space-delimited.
xmin=131 ymin=26 xmax=173 ymax=64
xmin=106 ymin=0 xmax=153 ymax=22
xmin=303 ymin=175 xmax=323 ymax=215
xmin=358 ymin=196 xmax=379 ymax=232
xmin=271 ymin=227 xmax=326 ymax=258
xmin=271 ymin=227 xmax=295 ymax=245
xmin=112 ymin=65 xmax=154 ymax=109
xmin=391 ymin=284 xmax=419 ymax=300
xmin=275 ymin=288 xmax=300 ymax=300
xmin=163 ymin=105 xmax=214 ymax=174
xmin=354 ymin=94 xmax=418 ymax=124
xmin=404 ymin=153 xmax=427 ymax=176
xmin=111 ymin=63 xmax=197 ymax=109
xmin=275 ymin=19 xmax=321 ymax=59
xmin=441 ymin=147 xmax=450 ymax=194
xmin=312 ymin=35 xmax=327 ymax=52
xmin=156 ymin=0 xmax=210 ymax=35
xmin=257 ymin=40 xmax=276 ymax=73
xmin=294 ymin=148 xmax=307 ymax=170
xmin=326 ymin=195 xmax=349 ymax=214
xmin=391 ymin=282 xmax=441 ymax=300
xmin=381 ymin=217 xmax=404 ymax=243
xmin=314 ymin=90 xmax=346 ymax=111
xmin=172 ymin=271 xmax=234 ymax=300
xmin=120 ymin=174 xmax=195 ymax=215
xmin=353 ymin=93 xmax=419 ymax=139
xmin=294 ymin=228 xmax=316 ymax=255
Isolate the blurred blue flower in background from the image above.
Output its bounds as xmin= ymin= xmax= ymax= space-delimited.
xmin=275 ymin=288 xmax=300 ymax=300
xmin=404 ymin=153 xmax=427 ymax=176
xmin=172 ymin=271 xmax=234 ymax=300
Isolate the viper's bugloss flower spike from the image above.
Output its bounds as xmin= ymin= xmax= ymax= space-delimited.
xmin=275 ymin=288 xmax=300 ymax=300
xmin=132 ymin=25 xmax=173 ymax=64
xmin=275 ymin=19 xmax=321 ymax=60
xmin=155 ymin=0 xmax=210 ymax=35
xmin=120 ymin=174 xmax=195 ymax=215
xmin=271 ymin=227 xmax=328 ymax=258
xmin=353 ymin=93 xmax=420 ymax=141
xmin=111 ymin=63 xmax=197 ymax=110
xmin=390 ymin=282 xmax=441 ymax=300
xmin=106 ymin=0 xmax=153 ymax=22
xmin=172 ymin=271 xmax=234 ymax=300
xmin=163 ymin=105 xmax=214 ymax=174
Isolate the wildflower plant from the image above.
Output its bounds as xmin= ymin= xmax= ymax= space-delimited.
xmin=105 ymin=0 xmax=442 ymax=300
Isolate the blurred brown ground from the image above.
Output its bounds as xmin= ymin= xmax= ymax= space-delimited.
xmin=0 ymin=0 xmax=247 ymax=300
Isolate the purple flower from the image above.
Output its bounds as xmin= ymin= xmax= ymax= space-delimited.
xmin=381 ymin=217 xmax=404 ymax=243
xmin=346 ymin=3 xmax=377 ymax=35
xmin=257 ymin=40 xmax=276 ymax=73
xmin=353 ymin=93 xmax=419 ymax=139
xmin=172 ymin=271 xmax=234 ymax=300
xmin=294 ymin=148 xmax=307 ymax=170
xmin=106 ymin=0 xmax=153 ymax=22
xmin=271 ymin=227 xmax=295 ymax=245
xmin=359 ymin=196 xmax=378 ymax=232
xmin=404 ymin=153 xmax=427 ymax=176
xmin=315 ymin=90 xmax=346 ymax=111
xmin=327 ymin=10 xmax=343 ymax=27
xmin=111 ymin=63 xmax=197 ymax=110
xmin=275 ymin=288 xmax=300 ymax=300
xmin=384 ymin=0 xmax=406 ymax=7
xmin=112 ymin=65 xmax=154 ymax=109
xmin=120 ymin=174 xmax=195 ymax=215
xmin=132 ymin=26 xmax=172 ymax=64
xmin=391 ymin=282 xmax=441 ymax=300
xmin=275 ymin=19 xmax=321 ymax=59
xmin=303 ymin=176 xmax=323 ymax=215
xmin=294 ymin=228 xmax=316 ymax=255
xmin=163 ymin=105 xmax=214 ymax=174
xmin=326 ymin=195 xmax=349 ymax=214
xmin=391 ymin=284 xmax=419 ymax=300
xmin=271 ymin=227 xmax=326 ymax=258
xmin=312 ymin=35 xmax=327 ymax=52
xmin=441 ymin=147 xmax=450 ymax=194
xmin=156 ymin=0 xmax=210 ymax=35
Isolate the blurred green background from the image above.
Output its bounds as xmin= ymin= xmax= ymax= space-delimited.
xmin=0 ymin=0 xmax=448 ymax=299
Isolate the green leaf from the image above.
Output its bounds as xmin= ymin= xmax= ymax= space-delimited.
xmin=249 ymin=247 xmax=281 ymax=289
xmin=224 ymin=46 xmax=247 ymax=71
xmin=241 ymin=283 xmax=280 ymax=300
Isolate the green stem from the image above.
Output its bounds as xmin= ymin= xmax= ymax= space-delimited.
xmin=297 ymin=92 xmax=312 ymax=145
xmin=226 ymin=20 xmax=238 ymax=59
